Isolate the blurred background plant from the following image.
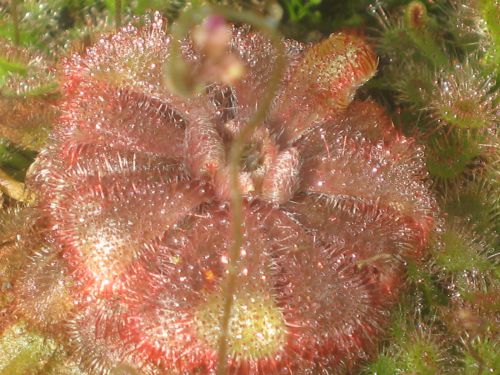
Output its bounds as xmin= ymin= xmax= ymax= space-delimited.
xmin=0 ymin=0 xmax=498 ymax=374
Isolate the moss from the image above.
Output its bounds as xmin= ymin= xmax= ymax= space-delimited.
xmin=0 ymin=322 xmax=57 ymax=375
xmin=398 ymin=335 xmax=443 ymax=375
xmin=437 ymin=229 xmax=493 ymax=274
xmin=463 ymin=338 xmax=500 ymax=375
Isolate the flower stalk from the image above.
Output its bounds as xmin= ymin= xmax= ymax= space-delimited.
xmin=167 ymin=6 xmax=286 ymax=373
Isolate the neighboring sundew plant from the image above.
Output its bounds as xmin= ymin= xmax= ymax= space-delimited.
xmin=0 ymin=39 xmax=58 ymax=152
xmin=0 ymin=2 xmax=443 ymax=374
xmin=370 ymin=0 xmax=498 ymax=184
xmin=367 ymin=1 xmax=499 ymax=373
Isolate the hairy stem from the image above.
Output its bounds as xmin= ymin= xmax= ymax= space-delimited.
xmin=167 ymin=6 xmax=285 ymax=374
xmin=220 ymin=10 xmax=284 ymax=374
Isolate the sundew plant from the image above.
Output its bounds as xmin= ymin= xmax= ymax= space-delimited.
xmin=0 ymin=1 xmax=498 ymax=375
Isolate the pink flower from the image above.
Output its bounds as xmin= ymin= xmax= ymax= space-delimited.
xmin=29 ymin=14 xmax=436 ymax=375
